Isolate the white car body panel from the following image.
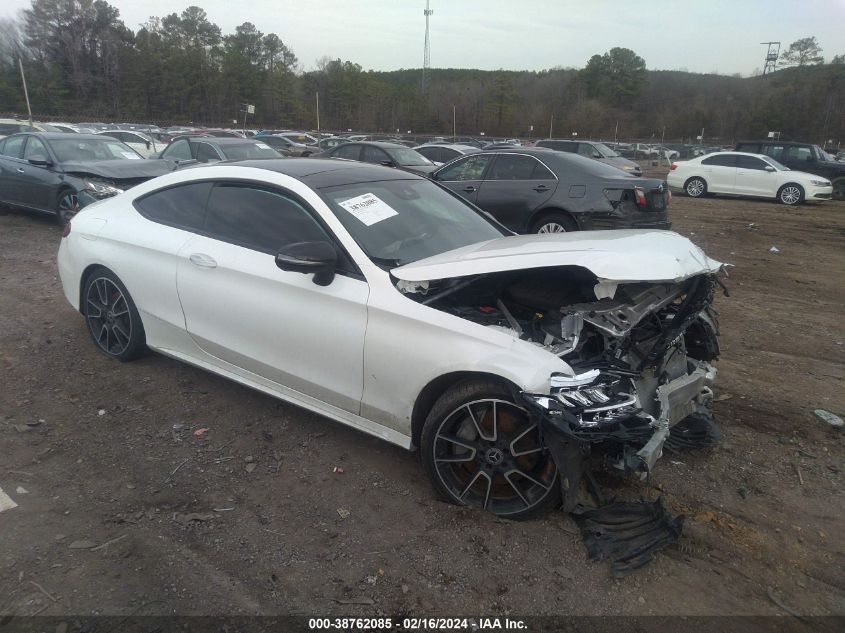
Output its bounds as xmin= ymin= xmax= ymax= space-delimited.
xmin=392 ymin=231 xmax=723 ymax=285
xmin=58 ymin=164 xmax=720 ymax=451
xmin=667 ymin=152 xmax=833 ymax=201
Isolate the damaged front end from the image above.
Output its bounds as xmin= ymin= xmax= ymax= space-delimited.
xmin=394 ymin=239 xmax=725 ymax=510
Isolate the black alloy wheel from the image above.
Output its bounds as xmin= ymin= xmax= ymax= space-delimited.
xmin=422 ymin=381 xmax=560 ymax=518
xmin=83 ymin=270 xmax=146 ymax=361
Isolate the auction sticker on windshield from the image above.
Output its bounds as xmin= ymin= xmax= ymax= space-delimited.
xmin=338 ymin=193 xmax=398 ymax=226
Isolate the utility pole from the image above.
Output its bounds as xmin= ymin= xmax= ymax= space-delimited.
xmin=614 ymin=121 xmax=619 ymax=143
xmin=549 ymin=114 xmax=554 ymax=139
xmin=18 ymin=58 xmax=33 ymax=125
xmin=452 ymin=104 xmax=456 ymax=139
xmin=316 ymin=92 xmax=321 ymax=140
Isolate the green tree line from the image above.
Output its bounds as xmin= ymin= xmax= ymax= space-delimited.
xmin=0 ymin=1 xmax=842 ymax=144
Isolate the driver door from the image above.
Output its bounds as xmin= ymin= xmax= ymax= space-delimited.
xmin=19 ymin=136 xmax=63 ymax=212
xmin=432 ymin=154 xmax=493 ymax=204
xmin=175 ymin=181 xmax=369 ymax=414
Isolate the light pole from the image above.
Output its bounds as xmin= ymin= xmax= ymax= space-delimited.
xmin=18 ymin=58 xmax=33 ymax=125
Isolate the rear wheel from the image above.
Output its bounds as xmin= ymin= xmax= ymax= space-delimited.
xmin=420 ymin=379 xmax=560 ymax=519
xmin=777 ymin=183 xmax=804 ymax=206
xmin=684 ymin=177 xmax=707 ymax=198
xmin=82 ymin=268 xmax=146 ymax=362
xmin=531 ymin=212 xmax=577 ymax=234
xmin=56 ymin=190 xmax=79 ymax=225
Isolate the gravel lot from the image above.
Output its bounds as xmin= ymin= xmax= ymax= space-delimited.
xmin=1 ymin=186 xmax=843 ymax=619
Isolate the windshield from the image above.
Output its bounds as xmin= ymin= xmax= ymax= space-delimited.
xmin=319 ymin=179 xmax=506 ymax=266
xmin=50 ymin=138 xmax=143 ymax=161
xmin=388 ymin=147 xmax=433 ymax=167
xmin=220 ymin=143 xmax=282 ymax=160
xmin=593 ymin=142 xmax=619 ymax=157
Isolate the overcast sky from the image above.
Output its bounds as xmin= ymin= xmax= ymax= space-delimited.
xmin=3 ymin=0 xmax=844 ymax=75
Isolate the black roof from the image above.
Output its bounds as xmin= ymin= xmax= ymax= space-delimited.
xmin=225 ymin=158 xmax=422 ymax=188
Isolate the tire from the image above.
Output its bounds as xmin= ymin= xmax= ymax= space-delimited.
xmin=831 ymin=177 xmax=845 ymax=201
xmin=684 ymin=177 xmax=707 ymax=198
xmin=56 ymin=189 xmax=79 ymax=226
xmin=777 ymin=183 xmax=804 ymax=206
xmin=420 ymin=379 xmax=561 ymax=519
xmin=531 ymin=212 xmax=578 ymax=234
xmin=81 ymin=268 xmax=146 ymax=362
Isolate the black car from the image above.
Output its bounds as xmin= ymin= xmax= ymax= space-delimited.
xmin=155 ymin=137 xmax=283 ymax=164
xmin=314 ymin=141 xmax=437 ymax=176
xmin=734 ymin=140 xmax=845 ymax=200
xmin=534 ymin=139 xmax=642 ymax=176
xmin=0 ymin=132 xmax=177 ymax=224
xmin=430 ymin=148 xmax=670 ymax=233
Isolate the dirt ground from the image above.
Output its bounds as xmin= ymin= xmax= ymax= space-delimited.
xmin=1 ymin=181 xmax=844 ymax=621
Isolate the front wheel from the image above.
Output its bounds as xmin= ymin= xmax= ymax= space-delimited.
xmin=777 ymin=183 xmax=804 ymax=206
xmin=56 ymin=190 xmax=79 ymax=225
xmin=82 ymin=268 xmax=146 ymax=361
xmin=831 ymin=177 xmax=845 ymax=201
xmin=420 ymin=380 xmax=560 ymax=519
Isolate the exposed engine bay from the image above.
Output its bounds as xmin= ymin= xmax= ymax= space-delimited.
xmin=397 ymin=265 xmax=724 ymax=508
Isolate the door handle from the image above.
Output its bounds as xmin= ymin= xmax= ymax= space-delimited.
xmin=189 ymin=253 xmax=217 ymax=268
xmin=533 ymin=184 xmax=550 ymax=192
xmin=16 ymin=168 xmax=24 ymax=173
xmin=462 ymin=185 xmax=476 ymax=193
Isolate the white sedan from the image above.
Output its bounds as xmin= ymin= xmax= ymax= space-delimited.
xmin=58 ymin=159 xmax=724 ymax=518
xmin=668 ymin=151 xmax=833 ymax=205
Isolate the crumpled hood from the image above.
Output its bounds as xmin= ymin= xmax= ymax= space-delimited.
xmin=61 ymin=159 xmax=177 ymax=180
xmin=392 ymin=230 xmax=724 ymax=284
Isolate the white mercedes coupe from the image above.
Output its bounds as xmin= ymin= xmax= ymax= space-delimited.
xmin=58 ymin=159 xmax=725 ymax=518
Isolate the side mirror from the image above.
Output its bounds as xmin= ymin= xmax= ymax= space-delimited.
xmin=28 ymin=155 xmax=52 ymax=166
xmin=593 ymin=153 xmax=602 ymax=159
xmin=146 ymin=141 xmax=151 ymax=149
xmin=765 ymin=165 xmax=775 ymax=172
xmin=275 ymin=241 xmax=337 ymax=286
xmin=380 ymin=160 xmax=396 ymax=167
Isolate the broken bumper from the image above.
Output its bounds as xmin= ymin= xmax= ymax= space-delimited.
xmin=522 ymin=360 xmax=717 ymax=475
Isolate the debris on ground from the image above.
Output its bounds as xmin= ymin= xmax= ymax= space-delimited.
xmin=0 ymin=487 xmax=18 ymax=513
xmin=814 ymin=409 xmax=843 ymax=428
xmin=665 ymin=412 xmax=721 ymax=451
xmin=332 ymin=466 xmax=345 ymax=474
xmin=97 ymin=409 xmax=106 ymax=416
xmin=714 ymin=393 xmax=734 ymax=402
xmin=332 ymin=597 xmax=374 ymax=605
xmin=193 ymin=427 xmax=210 ymax=437
xmin=15 ymin=486 xmax=29 ymax=494
xmin=572 ymin=498 xmax=685 ymax=577
xmin=68 ymin=540 xmax=97 ymax=550
xmin=769 ymin=246 xmax=780 ymax=253
xmin=336 ymin=508 xmax=351 ymax=519
xmin=13 ymin=424 xmax=32 ymax=433
xmin=245 ymin=463 xmax=257 ymax=473
xmin=175 ymin=513 xmax=213 ymax=525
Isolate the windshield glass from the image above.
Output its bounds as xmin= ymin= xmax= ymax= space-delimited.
xmin=50 ymin=138 xmax=143 ymax=161
xmin=593 ymin=142 xmax=619 ymax=157
xmin=388 ymin=147 xmax=433 ymax=166
xmin=320 ymin=179 xmax=506 ymax=266
xmin=221 ymin=143 xmax=282 ymax=160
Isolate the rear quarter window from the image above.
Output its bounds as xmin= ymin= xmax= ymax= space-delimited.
xmin=134 ymin=182 xmax=212 ymax=231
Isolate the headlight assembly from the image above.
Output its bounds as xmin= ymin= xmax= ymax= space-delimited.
xmin=83 ymin=180 xmax=124 ymax=198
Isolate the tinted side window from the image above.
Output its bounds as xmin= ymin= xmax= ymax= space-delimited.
xmin=134 ymin=182 xmax=212 ymax=231
xmin=762 ymin=145 xmax=784 ymax=161
xmin=436 ymin=154 xmax=491 ymax=181
xmin=204 ymin=184 xmax=332 ymax=254
xmin=786 ymin=146 xmax=813 ymax=162
xmin=702 ymin=154 xmax=737 ymax=167
xmin=196 ymin=143 xmax=220 ymax=163
xmin=2 ymin=135 xmax=26 ymax=159
xmin=416 ymin=147 xmax=440 ymax=162
xmin=441 ymin=148 xmax=459 ymax=161
xmin=333 ymin=144 xmax=361 ymax=160
xmin=163 ymin=139 xmax=192 ymax=161
xmin=737 ymin=155 xmax=768 ymax=170
xmin=362 ymin=146 xmax=389 ymax=163
xmin=488 ymin=155 xmax=537 ymax=180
